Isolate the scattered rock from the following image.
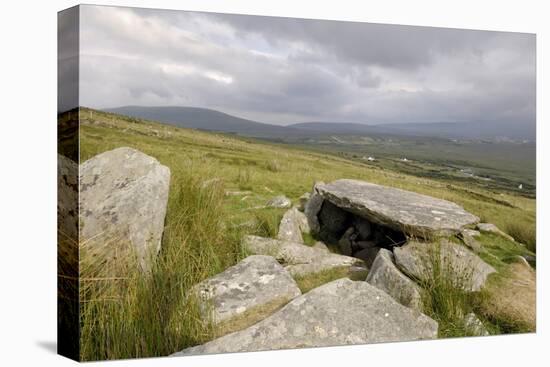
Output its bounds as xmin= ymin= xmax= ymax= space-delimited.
xmin=174 ymin=278 xmax=438 ymax=356
xmin=462 ymin=229 xmax=481 ymax=238
xmin=297 ymin=192 xmax=311 ymax=211
xmin=464 ymin=313 xmax=490 ymax=336
xmin=354 ymin=247 xmax=381 ymax=269
xmin=278 ymin=208 xmax=308 ymax=243
xmin=192 ymin=255 xmax=301 ymax=335
xmin=393 ymin=240 xmax=496 ymax=292
xmin=79 ymin=147 xmax=171 ymax=270
xmin=266 ymin=195 xmax=292 ymax=208
xmin=366 ymin=249 xmax=423 ymax=310
xmin=477 ymin=223 xmax=515 ymax=242
xmin=459 ymin=232 xmax=483 ymax=253
xmin=317 ymin=179 xmax=479 ymax=238
xmin=243 ymin=235 xmax=366 ymax=278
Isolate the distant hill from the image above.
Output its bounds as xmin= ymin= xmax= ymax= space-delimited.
xmin=105 ymin=106 xmax=535 ymax=142
xmin=104 ymin=106 xmax=303 ymax=139
xmin=290 ymin=120 xmax=536 ymax=141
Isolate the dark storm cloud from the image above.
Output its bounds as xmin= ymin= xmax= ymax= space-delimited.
xmin=79 ymin=5 xmax=535 ymax=126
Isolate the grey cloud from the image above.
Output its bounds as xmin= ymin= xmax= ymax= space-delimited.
xmin=78 ymin=5 xmax=535 ymax=126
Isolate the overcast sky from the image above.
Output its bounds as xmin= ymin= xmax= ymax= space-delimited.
xmin=79 ymin=5 xmax=535 ymax=126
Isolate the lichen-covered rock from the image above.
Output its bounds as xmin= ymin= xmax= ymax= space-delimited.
xmin=79 ymin=147 xmax=171 ymax=270
xmin=192 ymin=255 xmax=301 ymax=335
xmin=317 ymin=179 xmax=479 ymax=238
xmin=266 ymin=195 xmax=292 ymax=208
xmin=477 ymin=223 xmax=515 ymax=242
xmin=174 ymin=278 xmax=438 ymax=356
xmin=243 ymin=235 xmax=365 ymax=278
xmin=394 ymin=240 xmax=496 ymax=292
xmin=366 ymin=249 xmax=423 ymax=310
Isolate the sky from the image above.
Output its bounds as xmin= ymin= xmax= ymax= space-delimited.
xmin=78 ymin=5 xmax=535 ymax=126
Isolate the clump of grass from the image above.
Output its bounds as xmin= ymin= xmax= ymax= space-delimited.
xmin=265 ymin=159 xmax=283 ymax=172
xmin=237 ymin=168 xmax=253 ymax=190
xmin=251 ymin=209 xmax=283 ymax=238
xmin=418 ymin=243 xmax=478 ymax=338
xmin=504 ymin=221 xmax=536 ymax=253
xmin=79 ymin=174 xmax=245 ymax=361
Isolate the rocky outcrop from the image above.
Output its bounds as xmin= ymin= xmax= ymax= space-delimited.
xmin=192 ymin=255 xmax=301 ymax=335
xmin=394 ymin=240 xmax=496 ymax=292
xmin=476 ymin=223 xmax=515 ymax=242
xmin=367 ymin=249 xmax=423 ymax=310
xmin=243 ymin=235 xmax=366 ymax=278
xmin=174 ymin=278 xmax=438 ymax=356
xmin=277 ymin=208 xmax=310 ymax=243
xmin=266 ymin=195 xmax=292 ymax=208
xmin=317 ymin=179 xmax=479 ymax=238
xmin=79 ymin=147 xmax=171 ymax=270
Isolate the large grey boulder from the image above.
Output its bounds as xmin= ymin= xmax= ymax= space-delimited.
xmin=317 ymin=179 xmax=479 ymax=238
xmin=394 ymin=240 xmax=496 ymax=292
xmin=277 ymin=208 xmax=309 ymax=243
xmin=174 ymin=278 xmax=438 ymax=356
xmin=192 ymin=255 xmax=301 ymax=335
xmin=243 ymin=235 xmax=366 ymax=278
xmin=366 ymin=249 xmax=423 ymax=310
xmin=79 ymin=147 xmax=171 ymax=270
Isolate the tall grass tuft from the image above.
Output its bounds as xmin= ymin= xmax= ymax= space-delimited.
xmin=79 ymin=174 xmax=245 ymax=361
xmin=504 ymin=221 xmax=536 ymax=253
xmin=418 ymin=243 xmax=477 ymax=338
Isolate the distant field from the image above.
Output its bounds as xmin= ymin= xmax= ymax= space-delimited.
xmin=275 ymin=136 xmax=536 ymax=198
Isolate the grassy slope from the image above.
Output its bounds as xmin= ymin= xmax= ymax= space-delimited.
xmin=77 ymin=108 xmax=536 ymax=359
